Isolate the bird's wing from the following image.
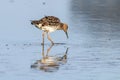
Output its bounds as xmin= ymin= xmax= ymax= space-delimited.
xmin=39 ymin=16 xmax=61 ymax=26
xmin=40 ymin=16 xmax=60 ymax=23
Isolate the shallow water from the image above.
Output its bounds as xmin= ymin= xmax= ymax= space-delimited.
xmin=0 ymin=0 xmax=120 ymax=80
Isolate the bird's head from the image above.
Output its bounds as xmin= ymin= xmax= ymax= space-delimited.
xmin=62 ymin=23 xmax=69 ymax=39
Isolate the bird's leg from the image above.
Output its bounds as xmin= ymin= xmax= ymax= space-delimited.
xmin=47 ymin=33 xmax=54 ymax=44
xmin=42 ymin=31 xmax=45 ymax=45
xmin=42 ymin=42 xmax=45 ymax=57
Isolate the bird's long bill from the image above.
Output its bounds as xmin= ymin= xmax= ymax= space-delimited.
xmin=65 ymin=31 xmax=69 ymax=39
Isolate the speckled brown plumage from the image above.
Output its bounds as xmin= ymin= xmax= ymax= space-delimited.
xmin=31 ymin=16 xmax=68 ymax=44
xmin=39 ymin=16 xmax=61 ymax=26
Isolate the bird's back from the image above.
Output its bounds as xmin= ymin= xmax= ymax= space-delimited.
xmin=39 ymin=16 xmax=61 ymax=26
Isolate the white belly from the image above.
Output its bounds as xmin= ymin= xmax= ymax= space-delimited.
xmin=36 ymin=24 xmax=57 ymax=32
xmin=42 ymin=26 xmax=57 ymax=32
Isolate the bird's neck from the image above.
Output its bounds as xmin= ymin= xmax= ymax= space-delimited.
xmin=57 ymin=27 xmax=62 ymax=30
xmin=57 ymin=23 xmax=64 ymax=30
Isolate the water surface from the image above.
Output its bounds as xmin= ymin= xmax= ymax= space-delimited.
xmin=0 ymin=0 xmax=120 ymax=80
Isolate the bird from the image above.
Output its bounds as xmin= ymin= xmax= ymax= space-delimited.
xmin=31 ymin=16 xmax=69 ymax=45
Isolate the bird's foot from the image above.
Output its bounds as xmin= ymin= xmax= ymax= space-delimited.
xmin=51 ymin=42 xmax=54 ymax=45
xmin=41 ymin=43 xmax=44 ymax=45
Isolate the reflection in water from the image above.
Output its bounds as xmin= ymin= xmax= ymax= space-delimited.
xmin=31 ymin=44 xmax=69 ymax=72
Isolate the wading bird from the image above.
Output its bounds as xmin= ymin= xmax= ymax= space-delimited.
xmin=31 ymin=16 xmax=68 ymax=44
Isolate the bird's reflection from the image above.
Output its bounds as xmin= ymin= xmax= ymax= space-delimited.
xmin=31 ymin=44 xmax=69 ymax=72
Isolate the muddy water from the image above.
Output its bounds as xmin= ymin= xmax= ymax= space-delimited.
xmin=0 ymin=0 xmax=120 ymax=80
